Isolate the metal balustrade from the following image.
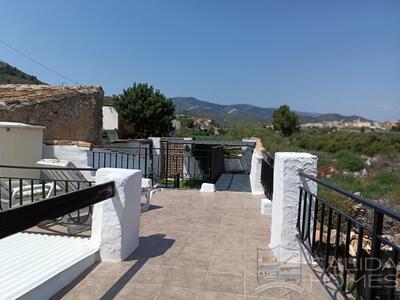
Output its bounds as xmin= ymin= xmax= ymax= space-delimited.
xmin=261 ymin=153 xmax=274 ymax=199
xmin=0 ymin=165 xmax=97 ymax=232
xmin=297 ymin=171 xmax=400 ymax=299
xmin=0 ymin=181 xmax=115 ymax=239
xmin=90 ymin=141 xmax=242 ymax=188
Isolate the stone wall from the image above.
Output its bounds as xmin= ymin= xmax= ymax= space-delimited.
xmin=0 ymin=85 xmax=104 ymax=144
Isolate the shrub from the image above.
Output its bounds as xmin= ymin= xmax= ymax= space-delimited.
xmin=371 ymin=171 xmax=400 ymax=185
xmin=335 ymin=150 xmax=365 ymax=171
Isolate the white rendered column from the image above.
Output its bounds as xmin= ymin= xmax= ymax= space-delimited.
xmin=249 ymin=149 xmax=265 ymax=195
xmin=149 ymin=137 xmax=161 ymax=178
xmin=91 ymin=168 xmax=142 ymax=262
xmin=270 ymin=152 xmax=317 ymax=262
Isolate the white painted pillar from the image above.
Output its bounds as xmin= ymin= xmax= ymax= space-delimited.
xmin=91 ymin=168 xmax=142 ymax=262
xmin=270 ymin=152 xmax=317 ymax=263
xmin=149 ymin=137 xmax=161 ymax=178
xmin=249 ymin=150 xmax=265 ymax=195
xmin=183 ymin=146 xmax=191 ymax=180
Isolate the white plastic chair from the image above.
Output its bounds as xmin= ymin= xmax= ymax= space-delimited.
xmin=141 ymin=178 xmax=159 ymax=212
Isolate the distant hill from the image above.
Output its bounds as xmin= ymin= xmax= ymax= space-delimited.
xmin=171 ymin=97 xmax=370 ymax=124
xmin=0 ymin=61 xmax=44 ymax=84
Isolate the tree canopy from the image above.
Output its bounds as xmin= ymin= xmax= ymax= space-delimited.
xmin=113 ymin=83 xmax=175 ymax=138
xmin=272 ymin=105 xmax=300 ymax=136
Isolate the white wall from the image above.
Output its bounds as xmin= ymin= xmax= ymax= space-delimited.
xmin=42 ymin=145 xmax=94 ymax=181
xmin=0 ymin=123 xmax=44 ymax=179
xmin=102 ymin=106 xmax=118 ymax=130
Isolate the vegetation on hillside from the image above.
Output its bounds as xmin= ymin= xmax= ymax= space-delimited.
xmin=0 ymin=61 xmax=44 ymax=84
xmin=176 ymin=114 xmax=224 ymax=137
xmin=191 ymin=126 xmax=400 ymax=204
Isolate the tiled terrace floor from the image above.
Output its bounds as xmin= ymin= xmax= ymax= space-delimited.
xmin=57 ymin=190 xmax=333 ymax=299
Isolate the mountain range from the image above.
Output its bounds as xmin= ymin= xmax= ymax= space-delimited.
xmin=170 ymin=97 xmax=370 ymax=125
xmin=0 ymin=60 xmax=43 ymax=84
xmin=0 ymin=61 xmax=371 ymax=124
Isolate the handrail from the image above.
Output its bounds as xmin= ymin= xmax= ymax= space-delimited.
xmin=299 ymin=171 xmax=400 ymax=221
xmin=0 ymin=176 xmax=93 ymax=183
xmin=0 ymin=164 xmax=96 ymax=172
xmin=0 ymin=181 xmax=115 ymax=239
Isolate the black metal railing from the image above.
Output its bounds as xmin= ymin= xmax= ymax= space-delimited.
xmin=92 ymin=143 xmax=227 ymax=188
xmin=297 ymin=171 xmax=400 ymax=299
xmin=0 ymin=181 xmax=114 ymax=239
xmin=90 ymin=148 xmax=150 ymax=178
xmin=91 ymin=140 xmax=254 ymax=189
xmin=0 ymin=176 xmax=93 ymax=210
xmin=160 ymin=145 xmax=214 ymax=188
xmin=261 ymin=153 xmax=274 ymax=199
xmin=0 ymin=165 xmax=97 ymax=232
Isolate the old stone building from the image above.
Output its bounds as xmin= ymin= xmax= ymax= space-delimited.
xmin=0 ymin=85 xmax=104 ymax=144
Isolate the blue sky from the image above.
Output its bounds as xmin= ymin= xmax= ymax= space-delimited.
xmin=1 ymin=1 xmax=399 ymax=120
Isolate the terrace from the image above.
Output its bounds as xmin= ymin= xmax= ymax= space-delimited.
xmin=0 ymin=126 xmax=398 ymax=299
xmin=55 ymin=190 xmax=330 ymax=299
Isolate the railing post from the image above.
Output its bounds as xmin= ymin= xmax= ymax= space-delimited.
xmin=149 ymin=137 xmax=161 ymax=180
xmin=144 ymin=148 xmax=148 ymax=178
xmin=367 ymin=210 xmax=384 ymax=299
xmin=174 ymin=172 xmax=180 ymax=188
xmin=270 ymin=152 xmax=317 ymax=262
xmin=208 ymin=146 xmax=213 ymax=182
xmin=165 ymin=141 xmax=169 ymax=188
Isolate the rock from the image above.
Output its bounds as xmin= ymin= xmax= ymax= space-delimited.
xmin=364 ymin=157 xmax=372 ymax=166
xmin=349 ymin=243 xmax=357 ymax=257
xmin=394 ymin=234 xmax=400 ymax=244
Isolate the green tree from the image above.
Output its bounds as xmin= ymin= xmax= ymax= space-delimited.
xmin=272 ymin=105 xmax=300 ymax=136
xmin=113 ymin=83 xmax=175 ymax=138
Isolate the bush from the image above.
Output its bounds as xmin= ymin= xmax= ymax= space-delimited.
xmin=371 ymin=171 xmax=400 ymax=185
xmin=335 ymin=150 xmax=365 ymax=171
xmin=363 ymin=171 xmax=400 ymax=199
